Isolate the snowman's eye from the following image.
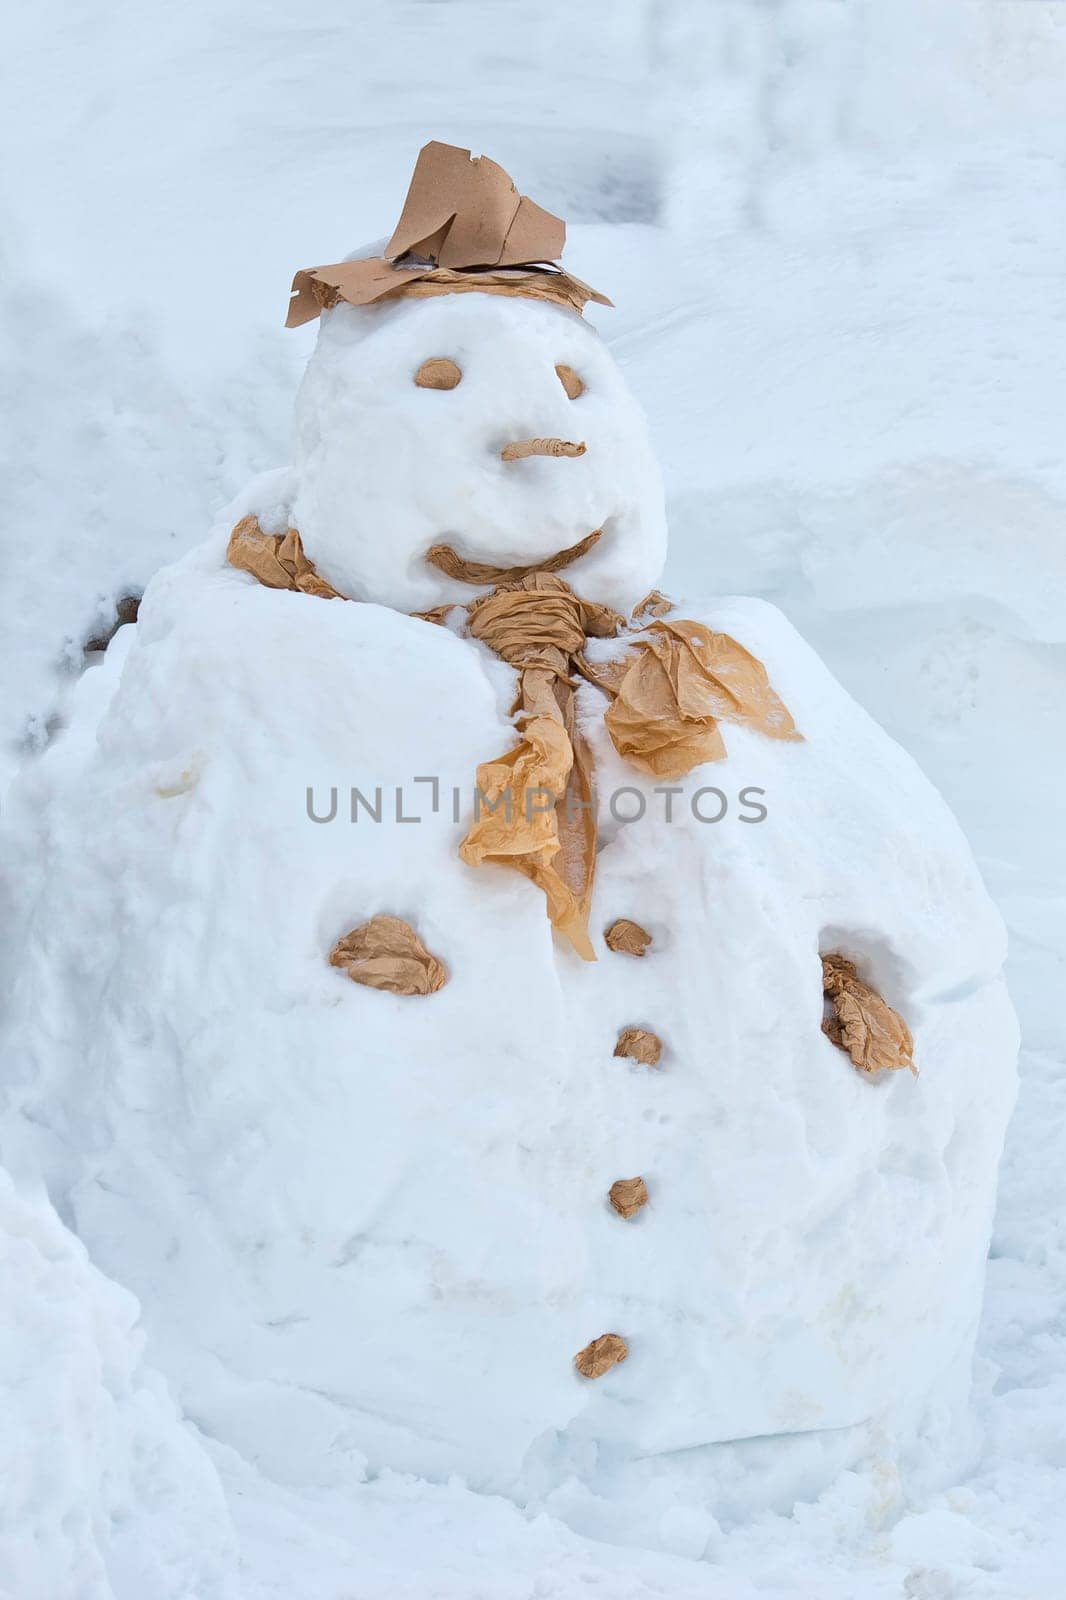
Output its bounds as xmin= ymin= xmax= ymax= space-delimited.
xmin=555 ymin=364 xmax=585 ymax=400
xmin=414 ymin=358 xmax=462 ymax=390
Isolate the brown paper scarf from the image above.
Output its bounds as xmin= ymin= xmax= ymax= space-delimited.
xmin=456 ymin=572 xmax=622 ymax=961
xmin=227 ymin=518 xmax=802 ymax=959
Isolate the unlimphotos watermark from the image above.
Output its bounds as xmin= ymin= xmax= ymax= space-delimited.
xmin=305 ymin=778 xmax=769 ymax=826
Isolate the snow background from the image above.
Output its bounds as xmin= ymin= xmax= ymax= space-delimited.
xmin=1 ymin=0 xmax=1063 ymax=1594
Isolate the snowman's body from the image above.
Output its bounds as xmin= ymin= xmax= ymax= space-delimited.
xmin=1 ymin=292 xmax=1016 ymax=1527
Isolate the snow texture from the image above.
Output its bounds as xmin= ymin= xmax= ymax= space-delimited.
xmin=0 ymin=299 xmax=1017 ymax=1562
xmin=1 ymin=1 xmax=1064 ymax=1595
xmin=0 ymin=1171 xmax=234 ymax=1600
xmin=292 ymin=294 xmax=667 ymax=615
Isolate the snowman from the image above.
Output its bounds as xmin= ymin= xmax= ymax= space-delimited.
xmin=1 ymin=143 xmax=1017 ymax=1541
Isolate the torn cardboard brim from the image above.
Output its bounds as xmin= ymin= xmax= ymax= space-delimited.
xmin=286 ymin=139 xmax=611 ymax=326
xmin=286 ymin=260 xmax=610 ymax=327
xmin=385 ymin=140 xmax=565 ymax=270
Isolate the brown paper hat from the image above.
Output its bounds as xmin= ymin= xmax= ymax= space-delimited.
xmin=286 ymin=141 xmax=612 ymax=328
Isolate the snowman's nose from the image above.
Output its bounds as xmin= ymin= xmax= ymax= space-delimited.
xmin=501 ymin=437 xmax=586 ymax=462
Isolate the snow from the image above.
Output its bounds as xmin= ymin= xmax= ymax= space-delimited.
xmin=0 ymin=1170 xmax=234 ymax=1600
xmin=1 ymin=1 xmax=1065 ymax=1595
xmin=0 ymin=520 xmax=1017 ymax=1527
xmin=290 ymin=293 xmax=667 ymax=615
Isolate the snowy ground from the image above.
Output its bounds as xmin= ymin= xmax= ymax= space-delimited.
xmin=2 ymin=1 xmax=1064 ymax=1595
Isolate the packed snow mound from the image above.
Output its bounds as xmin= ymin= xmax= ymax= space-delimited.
xmin=0 ymin=1167 xmax=234 ymax=1600
xmin=290 ymin=294 xmax=668 ymax=616
xmin=0 ymin=519 xmax=1017 ymax=1541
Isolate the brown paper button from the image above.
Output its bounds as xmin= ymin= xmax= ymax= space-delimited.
xmin=604 ymin=918 xmax=652 ymax=958
xmin=614 ymin=1026 xmax=662 ymax=1067
xmin=608 ymin=1177 xmax=648 ymax=1218
xmin=414 ymin=357 xmax=462 ymax=390
xmin=574 ymin=1332 xmax=628 ymax=1379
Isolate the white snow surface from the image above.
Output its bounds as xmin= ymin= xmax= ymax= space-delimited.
xmin=292 ymin=294 xmax=667 ymax=615
xmin=0 ymin=514 xmax=1016 ymax=1530
xmin=0 ymin=1170 xmax=234 ymax=1600
xmin=1 ymin=2 xmax=1065 ymax=1596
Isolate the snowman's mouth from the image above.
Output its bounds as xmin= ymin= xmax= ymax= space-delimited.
xmin=424 ymin=527 xmax=603 ymax=587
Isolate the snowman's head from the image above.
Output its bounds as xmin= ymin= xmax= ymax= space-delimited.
xmin=290 ymin=291 xmax=667 ymax=616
